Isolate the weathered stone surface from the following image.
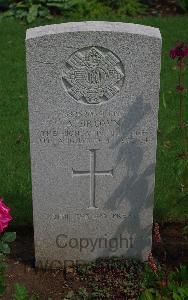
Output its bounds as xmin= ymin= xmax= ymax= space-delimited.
xmin=26 ymin=21 xmax=162 ymax=267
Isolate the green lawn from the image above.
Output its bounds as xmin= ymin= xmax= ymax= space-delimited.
xmin=0 ymin=16 xmax=188 ymax=226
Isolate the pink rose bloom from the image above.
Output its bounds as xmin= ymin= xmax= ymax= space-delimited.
xmin=0 ymin=197 xmax=12 ymax=233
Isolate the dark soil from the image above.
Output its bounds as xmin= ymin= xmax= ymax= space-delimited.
xmin=147 ymin=0 xmax=180 ymax=16
xmin=1 ymin=222 xmax=188 ymax=300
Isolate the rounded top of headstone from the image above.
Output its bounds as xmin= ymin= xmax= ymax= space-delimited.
xmin=26 ymin=21 xmax=161 ymax=40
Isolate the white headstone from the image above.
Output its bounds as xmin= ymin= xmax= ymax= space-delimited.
xmin=26 ymin=21 xmax=161 ymax=268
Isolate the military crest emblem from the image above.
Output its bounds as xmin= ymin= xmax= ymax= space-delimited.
xmin=62 ymin=46 xmax=125 ymax=104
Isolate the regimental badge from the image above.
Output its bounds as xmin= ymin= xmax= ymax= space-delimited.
xmin=62 ymin=46 xmax=125 ymax=104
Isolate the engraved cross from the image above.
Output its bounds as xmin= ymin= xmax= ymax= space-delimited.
xmin=72 ymin=149 xmax=113 ymax=210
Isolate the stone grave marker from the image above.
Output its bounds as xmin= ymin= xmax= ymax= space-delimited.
xmin=26 ymin=21 xmax=161 ymax=267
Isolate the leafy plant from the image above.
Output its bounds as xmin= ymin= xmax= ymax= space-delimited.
xmin=64 ymin=0 xmax=112 ymax=19
xmin=12 ymin=283 xmax=40 ymax=300
xmin=117 ymin=0 xmax=146 ymax=16
xmin=140 ymin=264 xmax=188 ymax=299
xmin=169 ymin=265 xmax=188 ymax=282
xmin=3 ymin=1 xmax=49 ymax=21
xmin=0 ymin=0 xmax=146 ymax=22
xmin=139 ymin=288 xmax=162 ymax=300
xmin=100 ymin=0 xmax=146 ymax=15
xmin=1 ymin=0 xmax=86 ymax=23
xmin=102 ymin=0 xmax=136 ymax=8
xmin=140 ymin=224 xmax=188 ymax=299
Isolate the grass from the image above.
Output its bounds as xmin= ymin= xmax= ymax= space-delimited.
xmin=0 ymin=15 xmax=188 ymax=226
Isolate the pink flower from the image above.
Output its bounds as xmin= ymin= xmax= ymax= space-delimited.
xmin=0 ymin=197 xmax=12 ymax=233
xmin=170 ymin=43 xmax=188 ymax=59
xmin=153 ymin=223 xmax=162 ymax=243
xmin=148 ymin=252 xmax=157 ymax=274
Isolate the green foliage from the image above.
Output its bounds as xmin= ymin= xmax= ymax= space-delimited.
xmin=97 ymin=0 xmax=147 ymax=15
xmin=140 ymin=285 xmax=188 ymax=300
xmin=27 ymin=4 xmax=40 ymax=24
xmin=141 ymin=265 xmax=159 ymax=288
xmin=101 ymin=0 xmax=139 ymax=8
xmin=0 ymin=231 xmax=16 ymax=296
xmin=168 ymin=283 xmax=188 ymax=300
xmin=140 ymin=265 xmax=188 ymax=300
xmin=0 ymin=0 xmax=146 ymax=22
xmin=4 ymin=0 xmax=115 ymax=22
xmin=76 ymin=287 xmax=88 ymax=299
xmin=65 ymin=0 xmax=112 ymax=19
xmin=176 ymin=0 xmax=188 ymax=12
xmin=12 ymin=283 xmax=40 ymax=300
xmin=139 ymin=288 xmax=162 ymax=300
xmin=8 ymin=0 xmax=56 ymax=22
xmin=2 ymin=231 xmax=16 ymax=243
xmin=169 ymin=265 xmax=188 ymax=282
xmin=111 ymin=0 xmax=146 ymax=16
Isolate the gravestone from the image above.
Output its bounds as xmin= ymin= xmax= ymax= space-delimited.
xmin=26 ymin=21 xmax=161 ymax=268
